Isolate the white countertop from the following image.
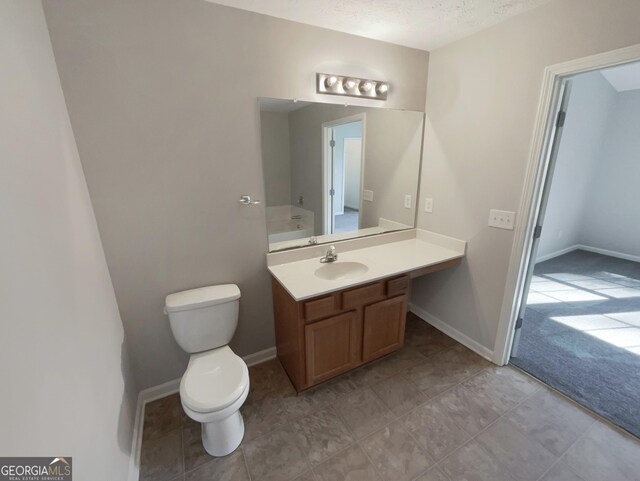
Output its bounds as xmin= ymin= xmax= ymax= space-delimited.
xmin=267 ymin=229 xmax=466 ymax=301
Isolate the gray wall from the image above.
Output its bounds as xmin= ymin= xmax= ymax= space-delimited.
xmin=288 ymin=103 xmax=424 ymax=235
xmin=580 ymin=87 xmax=640 ymax=257
xmin=43 ymin=0 xmax=428 ymax=389
xmin=0 ymin=1 xmax=136 ymax=477
xmin=260 ymin=111 xmax=291 ymax=207
xmin=412 ymin=0 xmax=640 ymax=354
xmin=537 ymin=71 xmax=617 ymax=260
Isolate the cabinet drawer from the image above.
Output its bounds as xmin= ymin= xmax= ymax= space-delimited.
xmin=342 ymin=282 xmax=385 ymax=309
xmin=387 ymin=275 xmax=410 ymax=297
xmin=304 ymin=295 xmax=338 ymax=322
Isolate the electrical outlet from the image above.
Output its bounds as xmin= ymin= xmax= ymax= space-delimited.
xmin=488 ymin=209 xmax=516 ymax=230
xmin=363 ymin=190 xmax=373 ymax=202
xmin=404 ymin=194 xmax=412 ymax=209
xmin=424 ymin=198 xmax=433 ymax=213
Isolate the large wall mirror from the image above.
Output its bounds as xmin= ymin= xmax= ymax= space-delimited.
xmin=259 ymin=98 xmax=424 ymax=252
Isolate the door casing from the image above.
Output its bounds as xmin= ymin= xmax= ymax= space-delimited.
xmin=322 ymin=114 xmax=366 ymax=234
xmin=493 ymin=44 xmax=640 ymax=365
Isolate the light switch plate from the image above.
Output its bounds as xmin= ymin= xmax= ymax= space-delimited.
xmin=363 ymin=190 xmax=373 ymax=202
xmin=489 ymin=209 xmax=516 ymax=230
xmin=424 ymin=198 xmax=433 ymax=213
xmin=404 ymin=194 xmax=412 ymax=209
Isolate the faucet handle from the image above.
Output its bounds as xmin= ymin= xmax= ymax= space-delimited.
xmin=319 ymin=245 xmax=338 ymax=263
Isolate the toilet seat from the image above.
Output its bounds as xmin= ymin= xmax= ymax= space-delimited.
xmin=180 ymin=346 xmax=249 ymax=414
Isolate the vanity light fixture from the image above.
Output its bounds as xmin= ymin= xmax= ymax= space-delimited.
xmin=317 ymin=73 xmax=389 ymax=101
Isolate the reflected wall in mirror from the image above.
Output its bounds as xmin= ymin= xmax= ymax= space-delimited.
xmin=259 ymin=98 xmax=424 ymax=252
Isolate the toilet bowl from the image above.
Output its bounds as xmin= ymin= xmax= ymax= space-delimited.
xmin=165 ymin=284 xmax=249 ymax=457
xmin=180 ymin=346 xmax=250 ymax=456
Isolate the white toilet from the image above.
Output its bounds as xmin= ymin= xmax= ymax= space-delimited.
xmin=164 ymin=284 xmax=249 ymax=457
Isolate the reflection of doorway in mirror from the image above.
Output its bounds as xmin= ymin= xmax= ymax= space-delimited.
xmin=323 ymin=117 xmax=364 ymax=234
xmin=338 ymin=137 xmax=362 ymax=232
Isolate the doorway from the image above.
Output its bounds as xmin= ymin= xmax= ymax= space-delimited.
xmin=322 ymin=115 xmax=365 ymax=234
xmin=501 ymin=52 xmax=640 ymax=438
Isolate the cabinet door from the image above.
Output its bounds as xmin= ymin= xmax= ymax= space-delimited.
xmin=362 ymin=295 xmax=407 ymax=362
xmin=305 ymin=311 xmax=358 ymax=385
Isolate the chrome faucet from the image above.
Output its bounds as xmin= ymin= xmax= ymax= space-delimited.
xmin=320 ymin=245 xmax=338 ymax=263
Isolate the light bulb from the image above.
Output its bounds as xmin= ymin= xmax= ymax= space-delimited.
xmin=359 ymin=80 xmax=373 ymax=93
xmin=376 ymin=82 xmax=389 ymax=94
xmin=324 ymin=76 xmax=338 ymax=89
xmin=343 ymin=78 xmax=357 ymax=90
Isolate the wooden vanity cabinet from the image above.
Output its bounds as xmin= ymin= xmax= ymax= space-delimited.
xmin=271 ymin=274 xmax=410 ymax=391
xmin=362 ymin=295 xmax=407 ymax=362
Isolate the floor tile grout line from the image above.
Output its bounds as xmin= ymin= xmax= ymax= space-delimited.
xmin=240 ymin=445 xmax=252 ymax=481
xmin=298 ymin=377 xmax=432 ymax=477
xmin=349 ymin=442 xmax=385 ymax=481
xmin=533 ymin=419 xmax=597 ymax=481
xmin=240 ymin=340 xmax=457 ymax=451
xmin=430 ymin=372 xmax=552 ymax=478
xmin=310 ymin=359 xmax=498 ymax=474
xmin=407 ymin=463 xmax=451 ymax=481
xmin=296 ymin=405 xmax=350 ymax=477
xmin=179 ymin=421 xmax=185 ymax=478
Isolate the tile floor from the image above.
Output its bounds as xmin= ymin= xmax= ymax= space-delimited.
xmin=139 ymin=313 xmax=640 ymax=481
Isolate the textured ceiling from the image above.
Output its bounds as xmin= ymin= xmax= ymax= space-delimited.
xmin=205 ymin=0 xmax=552 ymax=51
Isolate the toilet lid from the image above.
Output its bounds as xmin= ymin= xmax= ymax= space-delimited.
xmin=180 ymin=346 xmax=249 ymax=413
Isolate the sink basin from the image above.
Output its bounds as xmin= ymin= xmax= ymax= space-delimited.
xmin=314 ymin=261 xmax=369 ymax=281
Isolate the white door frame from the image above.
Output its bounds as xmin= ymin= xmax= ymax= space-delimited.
xmin=493 ymin=44 xmax=640 ymax=366
xmin=321 ymin=113 xmax=366 ymax=234
xmin=343 ymin=136 xmax=363 ymax=225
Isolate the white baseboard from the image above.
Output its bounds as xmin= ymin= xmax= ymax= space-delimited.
xmin=127 ymin=391 xmax=145 ymax=481
xmin=128 ymin=345 xmax=277 ymax=481
xmin=576 ymin=244 xmax=640 ymax=263
xmin=408 ymin=303 xmax=494 ymax=362
xmin=536 ymin=244 xmax=640 ymax=264
xmin=536 ymin=245 xmax=579 ymax=263
xmin=242 ymin=346 xmax=277 ymax=367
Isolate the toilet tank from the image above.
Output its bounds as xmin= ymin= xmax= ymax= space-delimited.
xmin=165 ymin=284 xmax=241 ymax=353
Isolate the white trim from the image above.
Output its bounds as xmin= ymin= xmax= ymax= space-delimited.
xmin=128 ymin=376 xmax=182 ymax=481
xmin=241 ymin=346 xmax=278 ymax=367
xmin=574 ymin=244 xmax=640 ymax=263
xmin=127 ymin=346 xmax=277 ymax=481
xmin=127 ymin=392 xmax=145 ymax=481
xmin=494 ymin=43 xmax=640 ymax=366
xmin=536 ymin=244 xmax=640 ymax=264
xmin=409 ymin=303 xmax=494 ymax=362
xmin=535 ymin=245 xmax=579 ymax=263
xmin=322 ymin=114 xmax=366 ymax=234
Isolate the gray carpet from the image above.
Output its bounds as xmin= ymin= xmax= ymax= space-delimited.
xmin=510 ymin=249 xmax=640 ymax=438
xmin=334 ymin=207 xmax=359 ymax=233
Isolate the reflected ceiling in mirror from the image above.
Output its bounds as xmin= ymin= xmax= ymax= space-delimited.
xmin=259 ymin=97 xmax=424 ymax=252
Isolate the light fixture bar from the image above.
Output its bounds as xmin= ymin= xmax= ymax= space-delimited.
xmin=316 ymin=73 xmax=389 ymax=101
